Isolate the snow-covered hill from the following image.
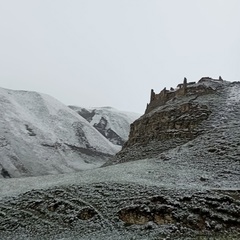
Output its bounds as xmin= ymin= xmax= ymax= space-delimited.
xmin=69 ymin=106 xmax=140 ymax=146
xmin=0 ymin=87 xmax=121 ymax=178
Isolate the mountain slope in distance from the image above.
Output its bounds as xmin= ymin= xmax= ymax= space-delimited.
xmin=69 ymin=106 xmax=140 ymax=146
xmin=0 ymin=87 xmax=120 ymax=178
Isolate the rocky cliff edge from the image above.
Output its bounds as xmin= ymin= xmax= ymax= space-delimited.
xmin=106 ymin=77 xmax=240 ymax=165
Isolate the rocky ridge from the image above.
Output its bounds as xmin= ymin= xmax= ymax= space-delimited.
xmin=108 ymin=77 xmax=240 ymax=165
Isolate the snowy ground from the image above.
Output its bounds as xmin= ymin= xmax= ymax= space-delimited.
xmin=0 ymin=143 xmax=239 ymax=201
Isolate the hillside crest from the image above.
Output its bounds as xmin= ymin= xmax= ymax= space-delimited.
xmin=106 ymin=76 xmax=240 ymax=165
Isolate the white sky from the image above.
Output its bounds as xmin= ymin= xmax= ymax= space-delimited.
xmin=0 ymin=0 xmax=240 ymax=113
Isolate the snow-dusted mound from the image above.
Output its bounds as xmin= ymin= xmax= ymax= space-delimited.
xmin=69 ymin=106 xmax=140 ymax=146
xmin=0 ymin=87 xmax=120 ymax=178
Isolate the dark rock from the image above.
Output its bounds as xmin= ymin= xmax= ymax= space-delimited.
xmin=200 ymin=176 xmax=208 ymax=182
xmin=25 ymin=124 xmax=36 ymax=136
xmin=94 ymin=117 xmax=124 ymax=146
xmin=1 ymin=167 xmax=11 ymax=178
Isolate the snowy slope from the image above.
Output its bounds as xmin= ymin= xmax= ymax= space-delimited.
xmin=0 ymin=87 xmax=120 ymax=178
xmin=69 ymin=106 xmax=140 ymax=146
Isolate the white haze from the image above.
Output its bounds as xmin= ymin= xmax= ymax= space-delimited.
xmin=0 ymin=0 xmax=240 ymax=113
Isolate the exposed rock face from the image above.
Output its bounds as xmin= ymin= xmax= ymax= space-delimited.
xmin=145 ymin=76 xmax=219 ymax=114
xmin=107 ymin=77 xmax=240 ymax=165
xmin=125 ymin=102 xmax=211 ymax=147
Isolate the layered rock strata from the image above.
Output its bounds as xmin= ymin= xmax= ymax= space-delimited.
xmin=107 ymin=77 xmax=240 ymax=165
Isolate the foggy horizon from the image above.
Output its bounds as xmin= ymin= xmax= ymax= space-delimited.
xmin=1 ymin=0 xmax=240 ymax=114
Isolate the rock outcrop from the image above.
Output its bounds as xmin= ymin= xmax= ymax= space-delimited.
xmin=107 ymin=77 xmax=240 ymax=165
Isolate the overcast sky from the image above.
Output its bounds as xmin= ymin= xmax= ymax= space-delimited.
xmin=0 ymin=0 xmax=240 ymax=113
